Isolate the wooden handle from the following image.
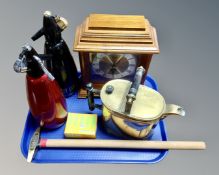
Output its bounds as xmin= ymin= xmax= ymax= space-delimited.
xmin=40 ymin=139 xmax=206 ymax=150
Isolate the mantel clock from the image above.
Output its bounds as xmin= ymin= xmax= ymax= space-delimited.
xmin=73 ymin=14 xmax=159 ymax=97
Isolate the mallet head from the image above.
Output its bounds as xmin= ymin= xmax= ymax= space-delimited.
xmin=27 ymin=127 xmax=41 ymax=162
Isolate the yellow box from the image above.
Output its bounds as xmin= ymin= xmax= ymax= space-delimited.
xmin=64 ymin=113 xmax=97 ymax=138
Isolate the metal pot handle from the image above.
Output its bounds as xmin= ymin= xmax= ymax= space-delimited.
xmin=86 ymin=83 xmax=102 ymax=111
xmin=111 ymin=115 xmax=155 ymax=139
xmin=161 ymin=104 xmax=186 ymax=119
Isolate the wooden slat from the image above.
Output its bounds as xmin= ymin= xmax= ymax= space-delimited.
xmin=88 ymin=14 xmax=146 ymax=30
xmin=85 ymin=18 xmax=150 ymax=35
xmin=80 ymin=36 xmax=153 ymax=44
xmin=80 ymin=26 xmax=154 ymax=43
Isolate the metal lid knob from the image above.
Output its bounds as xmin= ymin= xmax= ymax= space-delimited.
xmin=105 ymin=85 xmax=114 ymax=94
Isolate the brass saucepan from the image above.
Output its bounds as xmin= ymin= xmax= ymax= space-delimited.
xmin=86 ymin=67 xmax=185 ymax=139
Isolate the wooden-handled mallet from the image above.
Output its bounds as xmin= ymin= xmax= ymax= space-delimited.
xmin=27 ymin=127 xmax=206 ymax=162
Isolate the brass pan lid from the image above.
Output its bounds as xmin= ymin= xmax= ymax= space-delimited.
xmin=100 ymin=79 xmax=166 ymax=122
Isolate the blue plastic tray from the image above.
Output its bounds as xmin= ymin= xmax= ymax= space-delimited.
xmin=20 ymin=75 xmax=168 ymax=163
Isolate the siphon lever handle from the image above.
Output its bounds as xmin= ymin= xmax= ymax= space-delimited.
xmin=31 ymin=28 xmax=44 ymax=41
xmin=33 ymin=55 xmax=55 ymax=81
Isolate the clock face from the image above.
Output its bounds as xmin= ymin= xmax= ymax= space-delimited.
xmin=91 ymin=53 xmax=137 ymax=80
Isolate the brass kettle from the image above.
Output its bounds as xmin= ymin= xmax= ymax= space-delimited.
xmin=86 ymin=67 xmax=185 ymax=139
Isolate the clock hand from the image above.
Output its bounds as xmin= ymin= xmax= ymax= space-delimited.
xmin=115 ymin=67 xmax=122 ymax=74
xmin=115 ymin=55 xmax=123 ymax=65
xmin=105 ymin=55 xmax=113 ymax=65
xmin=105 ymin=67 xmax=112 ymax=74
